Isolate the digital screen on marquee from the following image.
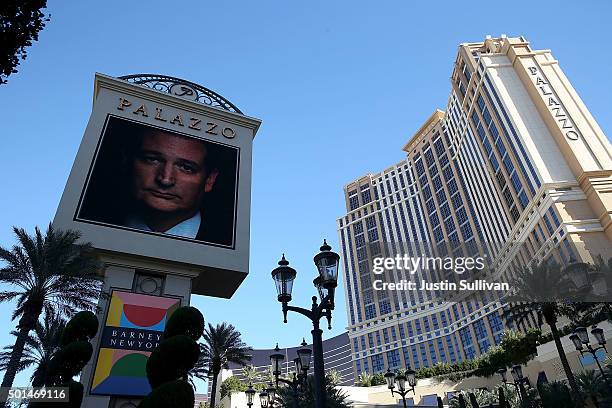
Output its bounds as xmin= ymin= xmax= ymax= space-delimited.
xmin=76 ymin=116 xmax=239 ymax=248
xmin=90 ymin=291 xmax=180 ymax=396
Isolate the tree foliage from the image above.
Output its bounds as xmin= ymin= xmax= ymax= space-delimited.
xmin=0 ymin=224 xmax=103 ymax=390
xmin=275 ymin=374 xmax=351 ymax=408
xmin=139 ymin=306 xmax=204 ymax=408
xmin=192 ymin=322 xmax=252 ymax=408
xmin=0 ymin=313 xmax=65 ymax=386
xmin=0 ymin=0 xmax=50 ymax=85
xmin=220 ymin=375 xmax=248 ymax=399
xmin=29 ymin=311 xmax=98 ymax=408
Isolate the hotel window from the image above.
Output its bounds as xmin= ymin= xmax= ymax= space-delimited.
xmin=482 ymin=137 xmax=492 ymax=157
xmin=477 ymin=95 xmax=485 ymax=111
xmin=518 ymin=191 xmax=529 ymax=209
xmin=425 ymin=149 xmax=435 ymax=167
xmin=502 ymin=187 xmax=513 ymax=207
xmin=379 ymin=300 xmax=391 ymax=315
xmin=372 ymin=354 xmax=385 ymax=373
xmin=429 ymin=212 xmax=440 ymax=227
xmin=434 ymin=138 xmax=445 ymax=156
xmin=411 ymin=346 xmax=420 ymax=369
xmin=433 ymin=227 xmax=444 ymax=243
xmin=482 ymin=107 xmax=493 ymax=127
xmin=442 ymin=166 xmax=453 ymax=182
xmin=440 ymin=202 xmax=451 ymax=220
xmin=420 ymin=343 xmax=430 ymax=367
xmin=488 ymin=312 xmax=504 ymax=344
xmin=444 ymin=218 xmax=456 ymax=235
xmin=437 ymin=338 xmax=447 ymax=362
xmin=432 ymin=176 xmax=443 ymax=192
xmin=402 ymin=347 xmax=412 ymax=368
xmin=361 ymin=189 xmax=372 ymax=204
xmin=423 ymin=317 xmax=431 ymax=333
xmin=426 ymin=199 xmax=436 ymax=214
xmin=355 ymin=235 xmax=365 ymax=248
xmin=451 ymin=193 xmax=462 ymax=210
xmin=365 ymin=304 xmax=376 ymax=320
xmin=415 ymin=159 xmax=425 ymax=175
xmin=510 ymin=206 xmax=520 ymax=222
xmin=387 ymin=349 xmax=401 ymax=369
xmin=446 ymin=336 xmax=456 ymax=362
xmin=439 ymin=153 xmax=449 ymax=168
xmin=436 ymin=190 xmax=447 ymax=205
xmin=460 ymin=223 xmax=473 ymax=240
xmin=459 ymin=327 xmax=476 ymax=360
xmin=548 ymin=207 xmax=561 ymax=228
xmin=429 ymin=341 xmax=438 ymax=365
xmin=502 ymin=154 xmax=514 ymax=175
xmin=456 ymin=207 xmax=468 ymax=225
xmin=447 ymin=179 xmax=458 ymax=194
xmin=356 ymin=247 xmax=367 ymax=261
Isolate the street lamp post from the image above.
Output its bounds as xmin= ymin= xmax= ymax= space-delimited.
xmin=498 ymin=365 xmax=529 ymax=402
xmin=384 ymin=369 xmax=417 ymax=408
xmin=265 ymin=383 xmax=277 ymax=408
xmin=245 ymin=383 xmax=256 ymax=408
xmin=269 ymin=341 xmax=312 ymax=408
xmin=271 ymin=240 xmax=340 ymax=408
xmin=259 ymin=388 xmax=269 ymax=408
xmin=570 ymin=326 xmax=610 ymax=386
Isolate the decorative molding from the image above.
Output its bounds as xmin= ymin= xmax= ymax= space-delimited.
xmin=119 ymin=74 xmax=243 ymax=114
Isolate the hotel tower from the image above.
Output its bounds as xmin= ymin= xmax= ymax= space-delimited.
xmin=337 ymin=35 xmax=612 ymax=379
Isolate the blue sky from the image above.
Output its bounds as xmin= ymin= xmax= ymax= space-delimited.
xmin=1 ymin=0 xmax=611 ymax=391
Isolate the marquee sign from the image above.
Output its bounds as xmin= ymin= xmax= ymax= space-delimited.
xmin=525 ymin=61 xmax=580 ymax=141
xmin=90 ymin=291 xmax=180 ymax=397
xmin=53 ymin=74 xmax=262 ymax=297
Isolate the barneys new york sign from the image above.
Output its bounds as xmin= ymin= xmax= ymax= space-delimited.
xmin=526 ymin=62 xmax=580 ymax=141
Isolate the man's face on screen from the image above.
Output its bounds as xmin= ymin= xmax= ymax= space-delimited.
xmin=131 ymin=131 xmax=217 ymax=217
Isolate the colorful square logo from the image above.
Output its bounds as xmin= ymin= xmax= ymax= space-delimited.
xmin=90 ymin=291 xmax=180 ymax=396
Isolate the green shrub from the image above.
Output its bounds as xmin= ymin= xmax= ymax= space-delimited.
xmin=138 ymin=306 xmax=203 ymax=408
xmin=61 ymin=311 xmax=98 ymax=346
xmin=146 ymin=335 xmax=199 ymax=388
xmin=538 ymin=380 xmax=574 ymax=408
xmin=138 ymin=379 xmax=195 ymax=408
xmin=57 ymin=340 xmax=93 ymax=378
xmin=164 ymin=306 xmax=205 ymax=341
xmin=220 ymin=375 xmax=248 ymax=399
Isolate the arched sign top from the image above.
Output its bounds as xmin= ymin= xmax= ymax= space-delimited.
xmin=118 ymin=74 xmax=243 ymax=114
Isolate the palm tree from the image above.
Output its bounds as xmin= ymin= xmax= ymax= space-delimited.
xmin=575 ymin=370 xmax=605 ymax=408
xmin=275 ymin=374 xmax=350 ymax=408
xmin=0 ymin=313 xmax=65 ymax=386
xmin=357 ymin=372 xmax=373 ymax=387
xmin=195 ymin=322 xmax=252 ymax=408
xmin=241 ymin=364 xmax=260 ymax=384
xmin=326 ymin=369 xmax=342 ymax=386
xmin=502 ymin=262 xmax=581 ymax=400
xmin=0 ymin=224 xmax=103 ymax=392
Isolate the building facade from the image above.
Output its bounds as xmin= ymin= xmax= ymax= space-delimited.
xmin=207 ymin=332 xmax=354 ymax=400
xmin=337 ymin=35 xmax=612 ymax=380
